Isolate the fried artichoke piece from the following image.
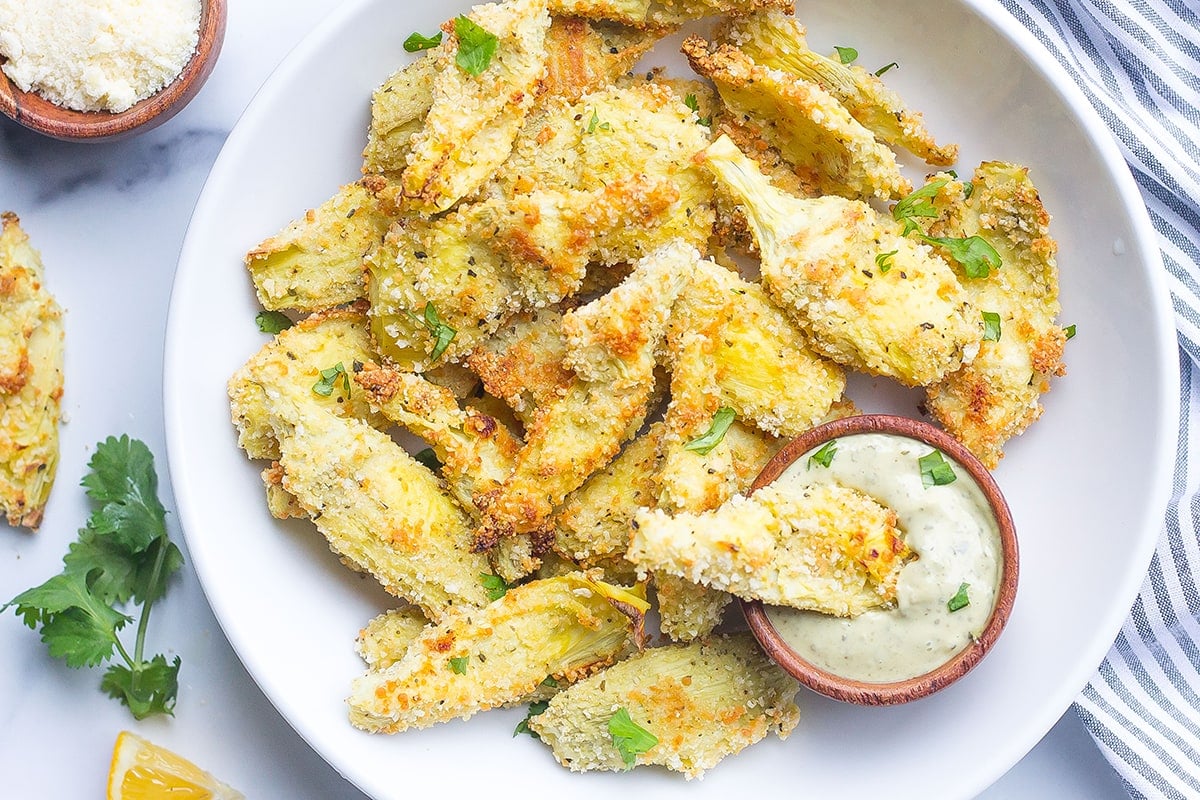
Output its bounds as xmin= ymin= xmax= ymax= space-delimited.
xmin=684 ymin=37 xmax=909 ymax=202
xmin=703 ymin=135 xmax=981 ymax=386
xmin=722 ymin=9 xmax=958 ymax=166
xmin=476 ymin=242 xmax=694 ymax=543
xmin=355 ymin=607 xmax=430 ymax=670
xmin=631 ymin=480 xmax=913 ymax=616
xmin=924 ymin=163 xmax=1067 ymax=468
xmin=362 ymin=52 xmax=438 ymax=179
xmin=0 ymin=213 xmax=63 ymax=529
xmin=347 ymin=573 xmax=648 ymax=733
xmin=244 ymin=176 xmax=394 ymax=313
xmin=547 ymin=0 xmax=789 ymax=28
xmin=529 ymin=633 xmax=799 ymax=778
xmin=401 ymin=0 xmax=551 ymax=214
xmin=464 ymin=305 xmax=574 ymax=425
xmin=228 ymin=311 xmax=490 ymax=620
xmin=543 ymin=15 xmax=667 ymax=101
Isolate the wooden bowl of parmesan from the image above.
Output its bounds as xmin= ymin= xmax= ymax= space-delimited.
xmin=0 ymin=0 xmax=226 ymax=141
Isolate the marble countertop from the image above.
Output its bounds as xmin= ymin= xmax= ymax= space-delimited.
xmin=0 ymin=1 xmax=1135 ymax=796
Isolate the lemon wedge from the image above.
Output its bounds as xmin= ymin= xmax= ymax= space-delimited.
xmin=107 ymin=731 xmax=244 ymax=800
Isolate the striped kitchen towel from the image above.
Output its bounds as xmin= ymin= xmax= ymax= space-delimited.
xmin=998 ymin=1 xmax=1200 ymax=797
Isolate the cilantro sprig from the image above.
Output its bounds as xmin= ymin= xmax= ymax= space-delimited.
xmin=608 ymin=707 xmax=657 ymax=768
xmin=514 ymin=699 xmax=550 ymax=738
xmin=808 ymin=440 xmax=838 ymax=469
xmin=4 ymin=436 xmax=183 ymax=719
xmin=411 ymin=302 xmax=457 ymax=362
xmin=454 ymin=15 xmax=499 ymax=76
xmin=683 ymin=407 xmax=736 ymax=455
xmin=255 ymin=310 xmax=293 ymax=334
xmin=892 ymin=181 xmax=1003 ymax=278
xmin=684 ymin=93 xmax=711 ymax=127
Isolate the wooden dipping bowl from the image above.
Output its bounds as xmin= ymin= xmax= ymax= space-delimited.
xmin=741 ymin=414 xmax=1019 ymax=705
xmin=0 ymin=0 xmax=227 ymax=141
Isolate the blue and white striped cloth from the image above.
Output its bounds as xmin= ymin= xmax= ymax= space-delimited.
xmin=998 ymin=1 xmax=1200 ymax=797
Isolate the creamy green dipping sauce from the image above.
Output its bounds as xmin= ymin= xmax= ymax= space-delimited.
xmin=765 ymin=432 xmax=1001 ymax=683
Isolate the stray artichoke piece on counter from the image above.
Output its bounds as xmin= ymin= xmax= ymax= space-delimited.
xmin=529 ymin=634 xmax=799 ymax=779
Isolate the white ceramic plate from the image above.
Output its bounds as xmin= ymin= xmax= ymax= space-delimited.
xmin=165 ymin=1 xmax=1178 ymax=797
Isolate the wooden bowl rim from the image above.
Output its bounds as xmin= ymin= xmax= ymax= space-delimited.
xmin=740 ymin=413 xmax=1020 ymax=706
xmin=0 ymin=0 xmax=227 ymax=141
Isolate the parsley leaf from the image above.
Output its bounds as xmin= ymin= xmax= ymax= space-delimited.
xmin=684 ymin=93 xmax=711 ymax=126
xmin=1064 ymin=323 xmax=1077 ymax=340
xmin=411 ymin=302 xmax=457 ymax=362
xmin=404 ymin=30 xmax=443 ymax=52
xmin=808 ymin=440 xmax=838 ymax=469
xmin=313 ymin=362 xmax=351 ymax=397
xmin=875 ymin=61 xmax=899 ymax=76
xmin=255 ymin=310 xmax=293 ymax=334
xmin=893 ymin=179 xmax=948 ymax=235
xmin=982 ymin=311 xmax=1002 ymax=341
xmin=454 ymin=15 xmax=498 ymax=76
xmin=947 ymin=582 xmax=971 ymax=612
xmin=586 ymin=109 xmax=612 ymax=133
xmin=875 ymin=250 xmax=897 ymax=274
xmin=4 ymin=436 xmax=182 ymax=718
xmin=684 ymin=407 xmax=736 ymax=455
xmin=414 ymin=447 xmax=442 ymax=472
xmin=918 ymin=449 xmax=957 ymax=487
xmin=608 ymin=707 xmax=657 ymax=768
xmin=834 ymin=46 xmax=858 ymax=64
xmin=449 ymin=655 xmax=470 ymax=674
xmin=921 ymin=234 xmax=1002 ymax=279
xmin=514 ymin=699 xmax=550 ymax=738
xmin=480 ymin=573 xmax=509 ymax=602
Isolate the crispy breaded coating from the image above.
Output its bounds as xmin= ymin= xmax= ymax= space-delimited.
xmin=722 ymin=9 xmax=958 ymax=166
xmin=543 ymin=16 xmax=666 ymax=102
xmin=547 ymin=0 xmax=790 ymax=28
xmin=631 ymin=479 xmax=913 ymax=616
xmin=684 ymin=36 xmax=910 ymax=202
xmin=362 ymin=53 xmax=438 ymax=179
xmin=703 ymin=135 xmax=981 ymax=386
xmin=0 ymin=213 xmax=63 ymax=529
xmin=925 ymin=163 xmax=1066 ymax=468
xmin=476 ymin=242 xmax=695 ymax=543
xmin=402 ymin=0 xmax=551 ymax=214
xmin=347 ymin=573 xmax=648 ymax=732
xmin=529 ymin=633 xmax=799 ymax=778
xmin=244 ymin=176 xmax=394 ymax=313
xmin=260 ymin=462 xmax=306 ymax=520
xmin=465 ymin=305 xmax=574 ymax=424
xmin=356 ymin=607 xmax=430 ymax=670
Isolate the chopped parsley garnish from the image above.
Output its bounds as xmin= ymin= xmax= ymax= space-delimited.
xmin=586 ymin=109 xmax=612 ymax=133
xmin=963 ymin=181 xmax=975 ymax=199
xmin=255 ymin=310 xmax=293 ymax=334
xmin=875 ymin=250 xmax=898 ymax=274
xmin=480 ymin=573 xmax=509 ymax=602
xmin=684 ymin=407 xmax=736 ymax=455
xmin=404 ymin=30 xmax=443 ymax=52
xmin=982 ymin=311 xmax=1002 ymax=342
xmin=892 ymin=179 xmax=947 ymax=235
xmin=449 ymin=656 xmax=470 ymax=674
xmin=808 ymin=440 xmax=838 ymax=469
xmin=541 ymin=676 xmax=559 ymax=688
xmin=684 ymin=93 xmax=711 ymax=126
xmin=1064 ymin=323 xmax=1077 ymax=340
xmin=414 ymin=447 xmax=442 ymax=472
xmin=834 ymin=45 xmax=858 ymax=64
xmin=875 ymin=61 xmax=899 ymax=76
xmin=514 ymin=699 xmax=550 ymax=738
xmin=918 ymin=449 xmax=957 ymax=487
xmin=921 ymin=234 xmax=1002 ymax=279
xmin=454 ymin=15 xmax=498 ymax=76
xmin=947 ymin=582 xmax=971 ymax=612
xmin=608 ymin=707 xmax=657 ymax=768
xmin=313 ymin=362 xmax=351 ymax=397
xmin=4 ymin=436 xmax=183 ymax=719
xmin=411 ymin=302 xmax=457 ymax=361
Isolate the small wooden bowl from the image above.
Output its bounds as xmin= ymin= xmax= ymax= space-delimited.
xmin=0 ymin=0 xmax=226 ymax=141
xmin=741 ymin=414 xmax=1019 ymax=705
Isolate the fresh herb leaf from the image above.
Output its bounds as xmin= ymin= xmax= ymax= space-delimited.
xmin=608 ymin=707 xmax=657 ymax=768
xmin=808 ymin=440 xmax=838 ymax=469
xmin=947 ymin=582 xmax=971 ymax=612
xmin=541 ymin=676 xmax=559 ymax=688
xmin=1064 ymin=323 xmax=1077 ymax=340
xmin=982 ymin=311 xmax=1002 ymax=342
xmin=683 ymin=93 xmax=711 ymax=126
xmin=454 ymin=15 xmax=498 ymax=76
xmin=414 ymin=447 xmax=442 ymax=472
xmin=404 ymin=30 xmax=443 ymax=52
xmin=255 ymin=310 xmax=293 ymax=334
xmin=313 ymin=362 xmax=351 ymax=397
xmin=875 ymin=61 xmax=899 ymax=76
xmin=411 ymin=302 xmax=457 ymax=361
xmin=875 ymin=250 xmax=898 ymax=274
xmin=480 ymin=573 xmax=509 ymax=602
xmin=3 ymin=436 xmax=182 ymax=718
xmin=921 ymin=234 xmax=1002 ymax=278
xmin=834 ymin=46 xmax=858 ymax=64
xmin=893 ymin=179 xmax=947 ymax=235
xmin=919 ymin=449 xmax=957 ymax=487
xmin=683 ymin=407 xmax=736 ymax=455
xmin=514 ymin=699 xmax=550 ymax=738
xmin=586 ymin=109 xmax=611 ymax=133
xmin=963 ymin=181 xmax=975 ymax=199
xmin=449 ymin=656 xmax=470 ymax=674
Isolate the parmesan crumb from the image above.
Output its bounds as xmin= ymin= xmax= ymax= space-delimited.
xmin=0 ymin=0 xmax=201 ymax=113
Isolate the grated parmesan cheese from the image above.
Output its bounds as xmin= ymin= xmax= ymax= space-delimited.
xmin=0 ymin=0 xmax=201 ymax=113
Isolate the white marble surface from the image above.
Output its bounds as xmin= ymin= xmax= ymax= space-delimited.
xmin=0 ymin=1 xmax=1136 ymax=797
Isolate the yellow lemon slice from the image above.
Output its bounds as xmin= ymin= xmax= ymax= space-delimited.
xmin=107 ymin=731 xmax=245 ymax=800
